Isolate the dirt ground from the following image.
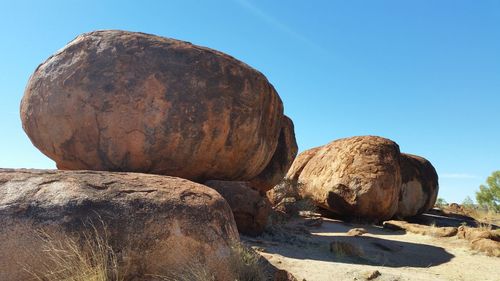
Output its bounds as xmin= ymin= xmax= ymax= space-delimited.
xmin=243 ymin=217 xmax=500 ymax=281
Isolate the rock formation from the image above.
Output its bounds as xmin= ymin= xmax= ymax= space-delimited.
xmin=287 ymin=136 xmax=402 ymax=221
xmin=0 ymin=169 xmax=239 ymax=280
xmin=21 ymin=30 xmax=285 ymax=182
xmin=395 ymin=153 xmax=439 ymax=218
xmin=205 ymin=180 xmax=271 ymax=236
xmin=249 ymin=116 xmax=298 ymax=194
xmin=285 ymin=146 xmax=322 ymax=181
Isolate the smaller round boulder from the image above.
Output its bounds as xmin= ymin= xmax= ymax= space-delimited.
xmin=395 ymin=153 xmax=439 ymax=218
xmin=288 ymin=136 xmax=402 ymax=221
xmin=249 ymin=116 xmax=298 ymax=194
xmin=205 ymin=180 xmax=271 ymax=236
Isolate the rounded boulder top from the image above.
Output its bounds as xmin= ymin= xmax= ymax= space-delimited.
xmin=396 ymin=153 xmax=439 ymax=218
xmin=21 ymin=30 xmax=284 ymax=181
xmin=290 ymin=136 xmax=402 ymax=221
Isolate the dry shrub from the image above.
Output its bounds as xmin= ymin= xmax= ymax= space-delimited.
xmin=148 ymin=242 xmax=266 ymax=281
xmin=269 ymin=179 xmax=303 ymax=204
xmin=22 ymin=220 xmax=266 ymax=281
xmin=269 ymin=179 xmax=317 ymax=219
xmin=24 ymin=222 xmax=121 ymax=281
xmin=146 ymin=261 xmax=216 ymax=281
xmin=229 ymin=243 xmax=266 ymax=281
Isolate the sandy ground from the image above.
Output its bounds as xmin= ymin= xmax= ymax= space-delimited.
xmin=243 ymin=217 xmax=500 ymax=281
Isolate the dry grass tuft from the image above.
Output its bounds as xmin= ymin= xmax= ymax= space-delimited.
xmin=24 ymin=222 xmax=121 ymax=281
xmin=268 ymin=179 xmax=318 ymax=222
xmin=147 ymin=261 xmax=216 ymax=281
xmin=146 ymin=242 xmax=266 ymax=281
xmin=229 ymin=243 xmax=267 ymax=281
xmin=21 ymin=220 xmax=266 ymax=281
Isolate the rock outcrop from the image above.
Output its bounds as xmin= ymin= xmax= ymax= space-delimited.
xmin=0 ymin=169 xmax=239 ymax=280
xmin=383 ymin=220 xmax=458 ymax=237
xmin=395 ymin=153 xmax=439 ymax=218
xmin=205 ymin=180 xmax=271 ymax=236
xmin=249 ymin=116 xmax=298 ymax=194
xmin=287 ymin=136 xmax=402 ymax=221
xmin=21 ymin=30 xmax=284 ymax=182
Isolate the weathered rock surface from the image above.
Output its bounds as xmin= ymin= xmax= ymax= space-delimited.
xmin=204 ymin=180 xmax=270 ymax=236
xmin=249 ymin=116 xmax=298 ymax=194
xmin=347 ymin=228 xmax=368 ymax=237
xmin=383 ymin=220 xmax=458 ymax=237
xmin=457 ymin=226 xmax=500 ymax=242
xmin=0 ymin=169 xmax=239 ymax=280
xmin=21 ymin=30 xmax=283 ymax=182
xmin=287 ymin=136 xmax=402 ymax=221
xmin=266 ymin=179 xmax=302 ymax=207
xmin=457 ymin=226 xmax=500 ymax=256
xmin=285 ymin=146 xmax=321 ymax=181
xmin=395 ymin=153 xmax=439 ymax=218
xmin=273 ymin=269 xmax=299 ymax=281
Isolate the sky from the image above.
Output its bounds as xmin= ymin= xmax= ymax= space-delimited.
xmin=0 ymin=0 xmax=499 ymax=203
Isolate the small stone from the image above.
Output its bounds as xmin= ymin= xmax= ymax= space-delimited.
xmin=304 ymin=217 xmax=323 ymax=227
xmin=347 ymin=228 xmax=367 ymax=236
xmin=364 ymin=270 xmax=381 ymax=280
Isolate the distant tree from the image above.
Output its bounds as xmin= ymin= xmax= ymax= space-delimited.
xmin=476 ymin=171 xmax=500 ymax=212
xmin=436 ymin=198 xmax=448 ymax=208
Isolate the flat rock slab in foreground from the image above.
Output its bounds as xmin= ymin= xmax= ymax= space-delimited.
xmin=0 ymin=169 xmax=239 ymax=280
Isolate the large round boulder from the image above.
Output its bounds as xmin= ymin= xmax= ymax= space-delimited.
xmin=249 ymin=116 xmax=298 ymax=194
xmin=0 ymin=169 xmax=239 ymax=280
xmin=395 ymin=153 xmax=439 ymax=218
xmin=288 ymin=136 xmax=402 ymax=221
xmin=21 ymin=30 xmax=283 ymax=181
xmin=286 ymin=146 xmax=322 ymax=181
xmin=205 ymin=180 xmax=271 ymax=236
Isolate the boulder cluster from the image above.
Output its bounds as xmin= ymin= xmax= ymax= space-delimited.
xmin=1 ymin=29 xmax=441 ymax=280
xmin=2 ymin=30 xmax=298 ymax=280
xmin=286 ymin=136 xmax=439 ymax=221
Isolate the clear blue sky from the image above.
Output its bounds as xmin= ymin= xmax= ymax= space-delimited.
xmin=1 ymin=0 xmax=498 ymax=203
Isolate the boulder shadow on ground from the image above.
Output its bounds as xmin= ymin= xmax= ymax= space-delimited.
xmin=262 ymin=235 xmax=454 ymax=268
